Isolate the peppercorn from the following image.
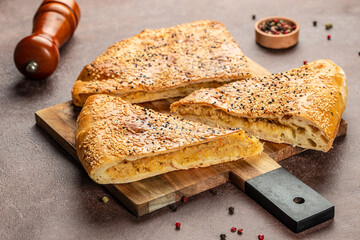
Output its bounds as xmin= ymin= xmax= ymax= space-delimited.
xmin=258 ymin=234 xmax=265 ymax=240
xmin=313 ymin=21 xmax=317 ymax=27
xmin=220 ymin=233 xmax=227 ymax=240
xmin=228 ymin=206 xmax=235 ymax=215
xmin=237 ymin=229 xmax=243 ymax=234
xmin=327 ymin=35 xmax=331 ymax=40
xmin=358 ymin=52 xmax=360 ymax=56
xmin=230 ymin=227 xmax=236 ymax=232
xmin=303 ymin=60 xmax=307 ymax=65
xmin=258 ymin=19 xmax=295 ymax=35
xmin=252 ymin=14 xmax=256 ymax=20
xmin=101 ymin=196 xmax=109 ymax=204
xmin=175 ymin=222 xmax=181 ymax=230
xmin=169 ymin=204 xmax=177 ymax=212
xmin=181 ymin=196 xmax=188 ymax=203
xmin=325 ymin=23 xmax=333 ymax=30
xmin=210 ymin=189 xmax=218 ymax=195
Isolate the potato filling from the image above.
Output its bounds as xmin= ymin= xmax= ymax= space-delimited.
xmin=176 ymin=105 xmax=330 ymax=151
xmin=117 ymin=79 xmax=240 ymax=103
xmin=106 ymin=132 xmax=262 ymax=181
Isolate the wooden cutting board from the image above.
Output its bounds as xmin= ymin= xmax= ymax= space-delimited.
xmin=35 ymin=58 xmax=347 ymax=231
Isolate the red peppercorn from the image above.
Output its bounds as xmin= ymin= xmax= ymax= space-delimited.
xmin=237 ymin=229 xmax=243 ymax=234
xmin=175 ymin=222 xmax=181 ymax=230
xmin=292 ymin=25 xmax=296 ymax=30
xmin=274 ymin=31 xmax=278 ymax=35
xmin=327 ymin=35 xmax=331 ymax=40
xmin=273 ymin=19 xmax=278 ymax=23
xmin=231 ymin=227 xmax=236 ymax=232
xmin=303 ymin=60 xmax=307 ymax=65
xmin=181 ymin=196 xmax=188 ymax=203
xmin=284 ymin=31 xmax=289 ymax=34
xmin=258 ymin=234 xmax=265 ymax=240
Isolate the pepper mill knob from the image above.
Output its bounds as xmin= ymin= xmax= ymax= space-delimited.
xmin=14 ymin=0 xmax=80 ymax=80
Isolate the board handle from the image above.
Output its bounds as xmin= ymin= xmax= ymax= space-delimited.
xmin=14 ymin=0 xmax=80 ymax=80
xmin=245 ymin=167 xmax=334 ymax=233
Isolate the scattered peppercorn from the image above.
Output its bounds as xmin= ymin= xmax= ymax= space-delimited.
xmin=325 ymin=23 xmax=333 ymax=30
xmin=327 ymin=35 xmax=331 ymax=40
xmin=258 ymin=234 xmax=265 ymax=240
xmin=220 ymin=233 xmax=227 ymax=240
xmin=228 ymin=206 xmax=235 ymax=215
xmin=175 ymin=222 xmax=181 ymax=230
xmin=101 ymin=196 xmax=109 ymax=203
xmin=358 ymin=52 xmax=360 ymax=56
xmin=231 ymin=227 xmax=237 ymax=232
xmin=210 ymin=189 xmax=218 ymax=195
xmin=303 ymin=60 xmax=307 ymax=65
xmin=237 ymin=229 xmax=243 ymax=234
xmin=313 ymin=21 xmax=317 ymax=27
xmin=252 ymin=14 xmax=256 ymax=20
xmin=181 ymin=196 xmax=188 ymax=203
xmin=169 ymin=204 xmax=177 ymax=212
xmin=258 ymin=19 xmax=296 ymax=35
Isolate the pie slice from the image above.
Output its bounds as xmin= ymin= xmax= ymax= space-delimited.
xmin=75 ymin=95 xmax=263 ymax=184
xmin=72 ymin=20 xmax=252 ymax=107
xmin=171 ymin=60 xmax=348 ymax=152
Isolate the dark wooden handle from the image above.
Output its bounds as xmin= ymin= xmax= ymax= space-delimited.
xmin=14 ymin=0 xmax=80 ymax=80
xmin=245 ymin=167 xmax=334 ymax=233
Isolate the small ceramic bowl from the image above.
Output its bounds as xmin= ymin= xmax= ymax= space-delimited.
xmin=255 ymin=16 xmax=299 ymax=49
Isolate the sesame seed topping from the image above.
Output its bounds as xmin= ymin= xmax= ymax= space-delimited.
xmin=172 ymin=60 xmax=346 ymax=140
xmin=73 ymin=20 xmax=252 ymax=106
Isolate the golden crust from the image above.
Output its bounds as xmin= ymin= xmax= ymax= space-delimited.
xmin=76 ymin=95 xmax=262 ymax=183
xmin=72 ymin=20 xmax=251 ymax=106
xmin=171 ymin=59 xmax=348 ymax=151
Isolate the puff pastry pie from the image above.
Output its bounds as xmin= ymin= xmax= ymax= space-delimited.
xmin=171 ymin=60 xmax=347 ymax=152
xmin=72 ymin=20 xmax=252 ymax=107
xmin=75 ymin=95 xmax=263 ymax=184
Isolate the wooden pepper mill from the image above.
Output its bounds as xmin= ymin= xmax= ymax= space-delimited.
xmin=14 ymin=0 xmax=80 ymax=80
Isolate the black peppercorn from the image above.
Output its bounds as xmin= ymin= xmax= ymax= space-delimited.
xmin=210 ymin=189 xmax=218 ymax=195
xmin=252 ymin=14 xmax=256 ymax=20
xmin=228 ymin=206 xmax=235 ymax=215
xmin=169 ymin=204 xmax=177 ymax=212
xmin=313 ymin=21 xmax=317 ymax=26
xmin=220 ymin=233 xmax=227 ymax=240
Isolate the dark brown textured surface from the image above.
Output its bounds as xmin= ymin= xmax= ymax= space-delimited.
xmin=1 ymin=0 xmax=359 ymax=239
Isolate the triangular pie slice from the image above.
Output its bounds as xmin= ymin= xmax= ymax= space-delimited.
xmin=72 ymin=20 xmax=252 ymax=107
xmin=76 ymin=95 xmax=263 ymax=184
xmin=171 ymin=60 xmax=347 ymax=152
